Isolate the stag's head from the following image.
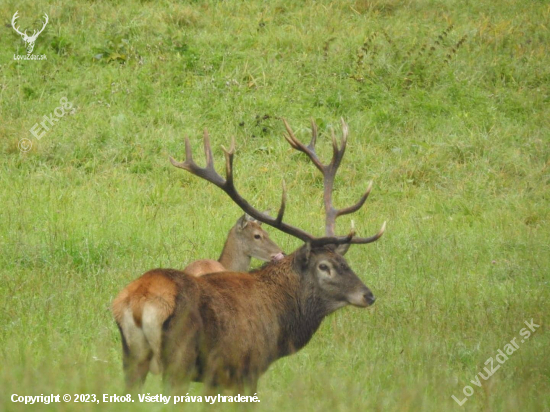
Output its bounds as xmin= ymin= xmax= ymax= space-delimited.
xmin=12 ymin=11 xmax=49 ymax=55
xmin=293 ymin=244 xmax=376 ymax=311
xmin=170 ymin=119 xmax=386 ymax=308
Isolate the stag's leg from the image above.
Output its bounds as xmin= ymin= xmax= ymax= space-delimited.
xmin=141 ymin=302 xmax=172 ymax=375
xmin=201 ymin=381 xmax=222 ymax=398
xmin=123 ymin=350 xmax=152 ymax=391
xmin=162 ymin=348 xmax=197 ymax=390
xmin=161 ymin=312 xmax=201 ymax=390
xmin=245 ymin=377 xmax=258 ymax=397
xmin=117 ymin=316 xmax=152 ymax=391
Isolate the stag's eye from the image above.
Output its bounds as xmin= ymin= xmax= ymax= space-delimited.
xmin=319 ymin=263 xmax=329 ymax=271
xmin=254 ymin=234 xmax=261 ymax=239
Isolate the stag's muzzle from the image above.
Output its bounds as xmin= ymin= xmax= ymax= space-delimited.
xmin=347 ymin=288 xmax=376 ymax=307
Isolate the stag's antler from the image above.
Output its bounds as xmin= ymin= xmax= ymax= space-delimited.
xmin=283 ymin=118 xmax=386 ymax=244
xmin=170 ymin=131 xmax=319 ymax=244
xmin=170 ymin=123 xmax=385 ymax=247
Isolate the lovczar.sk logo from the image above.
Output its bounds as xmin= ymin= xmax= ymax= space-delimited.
xmin=12 ymin=11 xmax=48 ymax=61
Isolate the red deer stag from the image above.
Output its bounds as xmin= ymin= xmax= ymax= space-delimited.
xmin=112 ymin=119 xmax=385 ymax=392
xmin=183 ymin=213 xmax=284 ymax=277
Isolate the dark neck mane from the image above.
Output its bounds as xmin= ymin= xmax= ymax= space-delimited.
xmin=254 ymin=256 xmax=329 ymax=358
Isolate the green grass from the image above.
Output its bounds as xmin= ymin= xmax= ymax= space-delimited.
xmin=1 ymin=0 xmax=549 ymax=410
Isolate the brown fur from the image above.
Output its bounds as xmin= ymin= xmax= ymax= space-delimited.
xmin=182 ymin=259 xmax=225 ymax=277
xmin=113 ymin=245 xmax=375 ymax=392
xmin=112 ymin=271 xmax=178 ymax=328
xmin=111 ymin=215 xmax=283 ymax=383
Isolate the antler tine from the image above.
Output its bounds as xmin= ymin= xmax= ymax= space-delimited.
xmin=330 ymin=129 xmax=339 ymax=162
xmin=283 ymin=118 xmax=324 ymax=172
xmin=337 ymin=117 xmax=349 ymax=166
xmin=282 ymin=119 xmax=352 ymax=236
xmin=282 ymin=119 xmax=299 ymax=150
xmin=348 ymin=221 xmax=386 ymax=244
xmin=307 ymin=118 xmax=318 ymax=151
xmin=221 ymin=136 xmax=235 ymax=186
xmin=340 ymin=117 xmax=349 ymax=144
xmin=168 ymin=137 xmax=192 ymax=169
xmin=275 ymin=180 xmax=287 ymax=226
xmin=329 ymin=120 xmax=347 ymax=171
xmin=203 ymin=129 xmax=214 ymax=170
xmin=308 ymin=220 xmax=385 ymax=247
xmin=324 ymin=121 xmax=347 ymax=236
xmin=184 ymin=136 xmax=193 ymax=163
xmin=170 ymin=130 xmax=226 ymax=188
xmin=335 ymin=181 xmax=373 ymax=218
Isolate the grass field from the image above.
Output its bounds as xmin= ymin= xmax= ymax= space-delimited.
xmin=1 ymin=0 xmax=549 ymax=410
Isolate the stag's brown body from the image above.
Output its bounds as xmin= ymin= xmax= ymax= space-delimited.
xmin=113 ymin=245 xmax=372 ymax=391
xmin=112 ymin=213 xmax=283 ymax=378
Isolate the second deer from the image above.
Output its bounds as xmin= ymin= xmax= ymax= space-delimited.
xmin=183 ymin=213 xmax=284 ymax=277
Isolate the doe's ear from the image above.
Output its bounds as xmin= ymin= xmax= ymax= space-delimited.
xmin=236 ymin=214 xmax=249 ymax=230
xmin=246 ymin=213 xmax=261 ymax=225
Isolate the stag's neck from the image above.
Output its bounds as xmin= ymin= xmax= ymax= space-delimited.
xmin=255 ymin=256 xmax=331 ymax=358
xmin=282 ymin=293 xmax=327 ymax=356
xmin=218 ymin=227 xmax=250 ymax=272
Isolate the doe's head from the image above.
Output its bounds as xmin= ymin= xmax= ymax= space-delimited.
xmin=235 ymin=214 xmax=285 ymax=262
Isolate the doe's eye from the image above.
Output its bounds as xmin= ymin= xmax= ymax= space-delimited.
xmin=254 ymin=234 xmax=261 ymax=239
xmin=319 ymin=263 xmax=329 ymax=271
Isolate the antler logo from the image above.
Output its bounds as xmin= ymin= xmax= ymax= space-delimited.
xmin=12 ymin=11 xmax=49 ymax=55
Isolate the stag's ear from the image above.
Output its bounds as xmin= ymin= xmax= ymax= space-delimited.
xmin=334 ymin=243 xmax=351 ymax=256
xmin=295 ymin=243 xmax=312 ymax=269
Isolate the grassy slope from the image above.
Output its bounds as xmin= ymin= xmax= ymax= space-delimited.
xmin=0 ymin=0 xmax=548 ymax=410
